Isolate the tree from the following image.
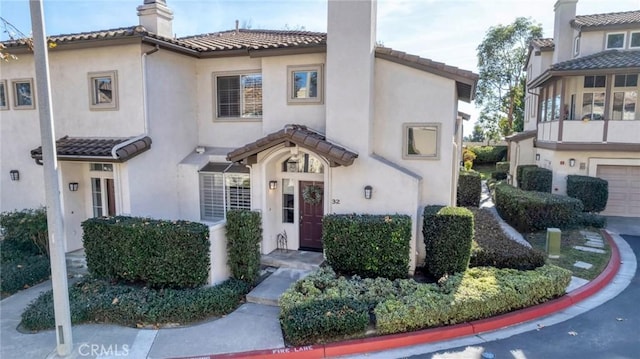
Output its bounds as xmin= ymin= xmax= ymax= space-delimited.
xmin=468 ymin=124 xmax=485 ymax=143
xmin=476 ymin=17 xmax=542 ymax=137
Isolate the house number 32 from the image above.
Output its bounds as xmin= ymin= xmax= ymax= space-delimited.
xmin=331 ymin=199 xmax=341 ymax=204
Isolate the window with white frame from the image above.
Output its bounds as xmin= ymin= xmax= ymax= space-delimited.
xmin=88 ymin=71 xmax=118 ymax=110
xmin=606 ymin=32 xmax=625 ymax=49
xmin=574 ymin=36 xmax=580 ymax=56
xmin=0 ymin=80 xmax=7 ymax=110
xmin=287 ymin=65 xmax=323 ymax=104
xmin=403 ymin=123 xmax=440 ymax=160
xmin=631 ymin=32 xmax=640 ymax=48
xmin=582 ymin=75 xmax=606 ymax=121
xmin=612 ymin=74 xmax=638 ymax=121
xmin=12 ymin=78 xmax=35 ymax=109
xmin=214 ymin=72 xmax=262 ymax=119
xmin=199 ymin=163 xmax=251 ymax=222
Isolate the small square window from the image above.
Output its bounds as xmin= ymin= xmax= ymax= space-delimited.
xmin=403 ymin=123 xmax=440 ymax=160
xmin=88 ymin=71 xmax=118 ymax=110
xmin=631 ymin=32 xmax=640 ymax=48
xmin=0 ymin=80 xmax=8 ymax=110
xmin=287 ymin=65 xmax=323 ymax=104
xmin=584 ymin=75 xmax=606 ymax=88
xmin=615 ymin=74 xmax=638 ymax=88
xmin=606 ymin=33 xmax=625 ymax=49
xmin=12 ymin=79 xmax=35 ymax=109
xmin=213 ymin=71 xmax=263 ymax=120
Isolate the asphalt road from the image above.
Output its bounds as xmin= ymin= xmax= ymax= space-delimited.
xmin=410 ymin=234 xmax=640 ymax=359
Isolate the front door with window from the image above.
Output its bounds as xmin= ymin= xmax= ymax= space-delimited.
xmin=299 ymin=181 xmax=323 ymax=251
xmin=91 ymin=177 xmax=115 ymax=217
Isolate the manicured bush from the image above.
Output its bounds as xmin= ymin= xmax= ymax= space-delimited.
xmin=567 ymin=175 xmax=609 ymax=213
xmin=520 ymin=166 xmax=552 ymax=192
xmin=494 ymin=183 xmax=583 ymax=232
xmin=280 ymin=298 xmax=369 ymax=346
xmin=579 ymin=213 xmax=607 ymax=229
xmin=323 ymin=214 xmax=411 ymax=279
xmin=457 ymin=170 xmax=481 ymax=207
xmin=491 ymin=171 xmax=508 ymax=180
xmin=0 ymin=208 xmax=49 ymax=256
xmin=468 ymin=146 xmax=508 ymax=164
xmin=226 ymin=210 xmax=262 ymax=285
xmin=516 ymin=164 xmax=538 ymax=188
xmin=469 ymin=208 xmax=545 ymax=270
xmin=1 ymin=255 xmax=50 ymax=294
xmin=423 ymin=206 xmax=474 ymax=279
xmin=20 ymin=277 xmax=250 ymax=331
xmin=495 ymin=161 xmax=510 ymax=173
xmin=82 ymin=216 xmax=210 ymax=288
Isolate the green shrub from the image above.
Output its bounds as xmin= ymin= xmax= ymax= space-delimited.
xmin=491 ymin=171 xmax=508 ymax=181
xmin=1 ymin=255 xmax=50 ymax=294
xmin=567 ymin=175 xmax=609 ymax=213
xmin=469 ymin=208 xmax=545 ymax=270
xmin=496 ymin=161 xmax=510 ymax=173
xmin=226 ymin=210 xmax=262 ymax=285
xmin=82 ymin=216 xmax=210 ymax=288
xmin=516 ymin=164 xmax=538 ymax=188
xmin=520 ymin=167 xmax=552 ymax=192
xmin=457 ymin=171 xmax=481 ymax=207
xmin=323 ymin=214 xmax=411 ymax=279
xmin=494 ymin=183 xmax=583 ymax=232
xmin=579 ymin=213 xmax=607 ymax=228
xmin=468 ymin=146 xmax=507 ymax=164
xmin=422 ymin=206 xmax=474 ymax=279
xmin=280 ymin=298 xmax=369 ymax=346
xmin=374 ymin=265 xmax=571 ymax=334
xmin=20 ymin=277 xmax=250 ymax=331
xmin=0 ymin=208 xmax=49 ymax=256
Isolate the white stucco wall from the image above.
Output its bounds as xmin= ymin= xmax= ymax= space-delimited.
xmin=508 ymin=137 xmax=536 ymax=186
xmin=59 ymin=162 xmax=87 ymax=252
xmin=562 ymin=121 xmax=605 ymax=142
xmin=607 ymin=121 xmax=640 ymax=143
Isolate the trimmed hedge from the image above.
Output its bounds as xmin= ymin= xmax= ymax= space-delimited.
xmin=374 ymin=265 xmax=572 ymax=334
xmin=468 ymin=146 xmax=508 ymax=164
xmin=520 ymin=166 xmax=552 ymax=192
xmin=579 ymin=213 xmax=607 ymax=228
xmin=496 ymin=161 xmax=510 ymax=173
xmin=226 ymin=210 xmax=262 ymax=285
xmin=423 ymin=206 xmax=474 ymax=279
xmin=516 ymin=164 xmax=538 ymax=188
xmin=494 ymin=183 xmax=583 ymax=232
xmin=457 ymin=170 xmax=481 ymax=207
xmin=491 ymin=171 xmax=508 ymax=181
xmin=82 ymin=216 xmax=210 ymax=288
xmin=21 ymin=277 xmax=250 ymax=331
xmin=469 ymin=208 xmax=545 ymax=270
xmin=323 ymin=214 xmax=411 ymax=279
xmin=567 ymin=175 xmax=609 ymax=213
xmin=0 ymin=208 xmax=49 ymax=256
xmin=1 ymin=255 xmax=51 ymax=294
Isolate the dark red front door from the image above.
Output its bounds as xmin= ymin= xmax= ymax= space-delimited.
xmin=299 ymin=181 xmax=324 ymax=251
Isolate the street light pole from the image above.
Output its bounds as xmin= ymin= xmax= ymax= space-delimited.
xmin=29 ymin=0 xmax=73 ymax=356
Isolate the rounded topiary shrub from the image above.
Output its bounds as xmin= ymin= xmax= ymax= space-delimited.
xmin=567 ymin=175 xmax=608 ymax=213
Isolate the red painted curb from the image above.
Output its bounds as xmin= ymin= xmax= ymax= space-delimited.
xmin=208 ymin=345 xmax=325 ymax=359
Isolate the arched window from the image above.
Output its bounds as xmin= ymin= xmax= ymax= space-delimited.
xmin=282 ymin=153 xmax=324 ymax=173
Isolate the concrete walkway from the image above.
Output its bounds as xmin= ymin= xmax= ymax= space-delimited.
xmin=480 ymin=181 xmax=531 ymax=248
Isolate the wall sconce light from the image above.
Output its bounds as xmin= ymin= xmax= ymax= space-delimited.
xmin=69 ymin=182 xmax=79 ymax=192
xmin=535 ymin=153 xmax=540 ymax=161
xmin=569 ymin=158 xmax=576 ymax=167
xmin=9 ymin=170 xmax=19 ymax=181
xmin=364 ymin=185 xmax=372 ymax=199
xmin=269 ymin=181 xmax=278 ymax=190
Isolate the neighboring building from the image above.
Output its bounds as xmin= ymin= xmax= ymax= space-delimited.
xmin=510 ymin=0 xmax=640 ymax=217
xmin=0 ymin=0 xmax=477 ymax=282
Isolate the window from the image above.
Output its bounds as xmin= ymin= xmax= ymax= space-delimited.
xmin=199 ymin=163 xmax=251 ymax=222
xmin=90 ymin=163 xmax=113 ymax=172
xmin=403 ymin=123 xmax=440 ymax=160
xmin=214 ymin=72 xmax=262 ymax=119
xmin=574 ymin=36 xmax=580 ymax=56
xmin=89 ymin=163 xmax=116 ymax=218
xmin=282 ymin=179 xmax=295 ymax=223
xmin=606 ymin=32 xmax=625 ymax=49
xmin=631 ymin=32 xmax=640 ymax=48
xmin=12 ymin=79 xmax=35 ymax=109
xmin=581 ymin=75 xmax=606 ymax=121
xmin=612 ymin=74 xmax=638 ymax=120
xmin=281 ymin=154 xmax=324 ymax=173
xmin=584 ymin=75 xmax=606 ymax=88
xmin=0 ymin=80 xmax=7 ymax=110
xmin=288 ymin=65 xmax=323 ymax=104
xmin=88 ymin=71 xmax=118 ymax=110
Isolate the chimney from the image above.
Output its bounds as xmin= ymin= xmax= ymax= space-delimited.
xmin=137 ymin=0 xmax=174 ymax=38
xmin=553 ymin=0 xmax=578 ymax=63
xmin=325 ymin=0 xmax=377 ymax=154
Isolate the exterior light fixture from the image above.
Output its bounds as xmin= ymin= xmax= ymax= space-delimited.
xmin=69 ymin=182 xmax=79 ymax=191
xmin=364 ymin=185 xmax=372 ymax=199
xmin=9 ymin=170 xmax=19 ymax=181
xmin=269 ymin=181 xmax=278 ymax=190
xmin=569 ymin=158 xmax=576 ymax=167
xmin=536 ymin=153 xmax=540 ymax=161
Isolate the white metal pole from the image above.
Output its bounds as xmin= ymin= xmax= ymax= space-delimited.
xmin=28 ymin=0 xmax=73 ymax=356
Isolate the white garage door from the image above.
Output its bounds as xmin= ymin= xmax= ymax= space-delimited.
xmin=596 ymin=165 xmax=640 ymax=217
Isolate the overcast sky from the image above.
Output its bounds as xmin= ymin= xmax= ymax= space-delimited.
xmin=2 ymin=0 xmax=639 ymax=135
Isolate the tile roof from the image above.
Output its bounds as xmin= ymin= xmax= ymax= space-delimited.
xmin=227 ymin=125 xmax=357 ymax=167
xmin=551 ymin=49 xmax=640 ymax=71
xmin=30 ymin=136 xmax=152 ymax=162
xmin=531 ymin=38 xmax=554 ymax=50
xmin=179 ymin=29 xmax=326 ymax=51
xmin=573 ymin=10 xmax=640 ymax=29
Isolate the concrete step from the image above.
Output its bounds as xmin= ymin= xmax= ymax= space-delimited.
xmin=65 ymin=249 xmax=88 ymax=276
xmin=260 ymin=250 xmax=324 ymax=271
xmin=246 ymin=268 xmax=311 ymax=306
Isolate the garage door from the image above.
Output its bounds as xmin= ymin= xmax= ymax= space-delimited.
xmin=596 ymin=165 xmax=640 ymax=217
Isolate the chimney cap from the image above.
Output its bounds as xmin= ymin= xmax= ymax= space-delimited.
xmin=144 ymin=0 xmax=167 ymax=4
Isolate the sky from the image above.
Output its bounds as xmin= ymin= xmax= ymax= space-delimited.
xmin=1 ymin=0 xmax=639 ymax=136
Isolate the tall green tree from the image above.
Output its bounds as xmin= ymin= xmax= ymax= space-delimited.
xmin=476 ymin=17 xmax=542 ymax=136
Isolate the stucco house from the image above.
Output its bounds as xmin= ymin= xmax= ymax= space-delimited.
xmin=509 ymin=0 xmax=640 ymax=217
xmin=0 ymin=0 xmax=477 ymax=283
